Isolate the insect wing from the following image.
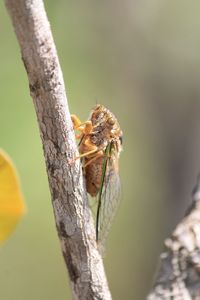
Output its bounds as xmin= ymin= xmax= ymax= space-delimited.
xmin=97 ymin=151 xmax=121 ymax=250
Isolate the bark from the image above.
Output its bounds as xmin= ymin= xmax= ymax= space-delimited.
xmin=5 ymin=0 xmax=112 ymax=299
xmin=147 ymin=176 xmax=200 ymax=300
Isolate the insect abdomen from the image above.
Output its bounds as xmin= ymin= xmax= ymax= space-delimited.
xmin=85 ymin=157 xmax=103 ymax=197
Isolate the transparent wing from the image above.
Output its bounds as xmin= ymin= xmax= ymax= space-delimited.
xmin=96 ymin=152 xmax=121 ymax=253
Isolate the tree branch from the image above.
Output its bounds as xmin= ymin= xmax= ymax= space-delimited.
xmin=5 ymin=0 xmax=112 ymax=299
xmin=147 ymin=176 xmax=200 ymax=300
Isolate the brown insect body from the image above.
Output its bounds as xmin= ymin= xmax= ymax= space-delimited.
xmin=84 ymin=156 xmax=103 ymax=197
xmin=79 ymin=104 xmax=122 ymax=196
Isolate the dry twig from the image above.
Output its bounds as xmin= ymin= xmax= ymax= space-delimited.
xmin=148 ymin=177 xmax=200 ymax=300
xmin=5 ymin=0 xmax=112 ymax=299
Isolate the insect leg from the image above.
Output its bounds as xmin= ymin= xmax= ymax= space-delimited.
xmin=83 ymin=150 xmax=104 ymax=168
xmin=71 ymin=115 xmax=93 ymax=135
xmin=73 ymin=146 xmax=99 ymax=161
xmin=70 ymin=139 xmax=99 ymax=164
xmin=71 ymin=114 xmax=82 ymax=128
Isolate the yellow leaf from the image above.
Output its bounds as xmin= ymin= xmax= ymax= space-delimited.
xmin=0 ymin=149 xmax=26 ymax=243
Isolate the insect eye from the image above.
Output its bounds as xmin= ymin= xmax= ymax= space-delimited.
xmin=108 ymin=117 xmax=115 ymax=126
xmin=119 ymin=135 xmax=123 ymax=145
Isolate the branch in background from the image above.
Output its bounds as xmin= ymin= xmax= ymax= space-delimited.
xmin=147 ymin=176 xmax=200 ymax=300
xmin=5 ymin=0 xmax=112 ymax=299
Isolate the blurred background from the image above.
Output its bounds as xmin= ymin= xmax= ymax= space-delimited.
xmin=1 ymin=0 xmax=200 ymax=299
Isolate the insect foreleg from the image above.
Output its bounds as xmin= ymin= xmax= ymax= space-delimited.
xmin=71 ymin=115 xmax=93 ymax=135
xmin=71 ymin=114 xmax=82 ymax=128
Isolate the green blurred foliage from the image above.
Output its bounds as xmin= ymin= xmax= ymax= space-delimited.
xmin=1 ymin=1 xmax=200 ymax=299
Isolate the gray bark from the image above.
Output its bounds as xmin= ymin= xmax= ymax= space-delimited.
xmin=5 ymin=0 xmax=112 ymax=299
xmin=147 ymin=177 xmax=200 ymax=300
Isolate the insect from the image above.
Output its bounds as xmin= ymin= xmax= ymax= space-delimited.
xmin=71 ymin=104 xmax=123 ymax=249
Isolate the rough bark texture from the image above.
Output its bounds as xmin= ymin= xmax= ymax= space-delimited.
xmin=147 ymin=177 xmax=200 ymax=300
xmin=5 ymin=0 xmax=112 ymax=299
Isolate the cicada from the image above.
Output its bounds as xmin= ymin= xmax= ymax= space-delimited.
xmin=71 ymin=104 xmax=122 ymax=249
